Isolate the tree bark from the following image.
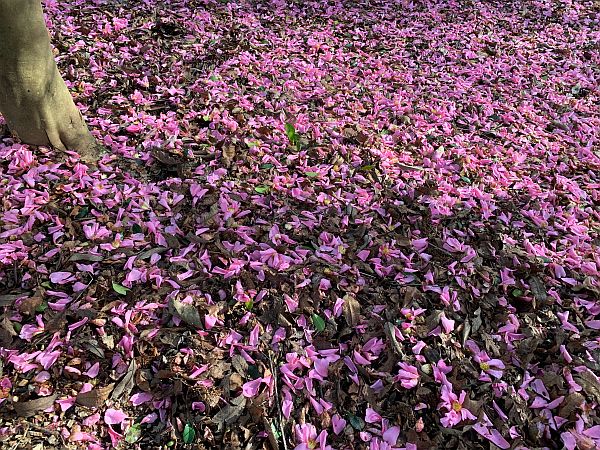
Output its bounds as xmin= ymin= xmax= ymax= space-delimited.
xmin=0 ymin=0 xmax=98 ymax=162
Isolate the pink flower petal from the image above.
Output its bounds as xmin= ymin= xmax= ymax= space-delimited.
xmin=242 ymin=378 xmax=263 ymax=398
xmin=104 ymin=408 xmax=128 ymax=425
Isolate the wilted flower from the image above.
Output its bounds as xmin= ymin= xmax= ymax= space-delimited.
xmin=438 ymin=384 xmax=476 ymax=427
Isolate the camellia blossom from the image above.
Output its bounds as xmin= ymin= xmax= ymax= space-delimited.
xmin=294 ymin=423 xmax=332 ymax=450
xmin=438 ymin=384 xmax=476 ymax=428
xmin=394 ymin=362 xmax=420 ymax=389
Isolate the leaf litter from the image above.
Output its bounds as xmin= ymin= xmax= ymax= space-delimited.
xmin=0 ymin=0 xmax=599 ymax=449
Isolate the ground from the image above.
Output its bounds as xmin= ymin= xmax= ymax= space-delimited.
xmin=0 ymin=0 xmax=599 ymax=449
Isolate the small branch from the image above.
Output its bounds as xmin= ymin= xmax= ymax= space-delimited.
xmin=268 ymin=350 xmax=288 ymax=450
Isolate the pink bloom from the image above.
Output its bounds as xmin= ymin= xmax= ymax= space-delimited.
xmin=382 ymin=426 xmax=400 ymax=445
xmin=332 ymin=414 xmax=346 ymax=435
xmin=472 ymin=350 xmax=505 ymax=380
xmin=104 ymin=408 xmax=128 ymax=426
xmin=472 ymin=414 xmax=510 ymax=449
xmin=394 ymin=363 xmax=420 ymax=389
xmin=432 ymin=359 xmax=453 ymax=384
xmin=49 ymin=271 xmax=74 ymax=284
xmin=294 ymin=423 xmax=331 ymax=450
xmin=130 ymin=392 xmax=153 ymax=406
xmin=242 ymin=378 xmax=263 ymax=398
xmin=440 ymin=313 xmax=455 ymax=334
xmin=365 ymin=407 xmax=382 ymax=424
xmin=438 ymin=385 xmax=476 ymax=428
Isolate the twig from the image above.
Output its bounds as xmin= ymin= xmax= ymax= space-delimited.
xmin=268 ymin=350 xmax=288 ymax=450
xmin=19 ymin=420 xmax=61 ymax=438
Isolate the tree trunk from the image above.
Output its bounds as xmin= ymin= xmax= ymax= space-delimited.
xmin=0 ymin=0 xmax=98 ymax=162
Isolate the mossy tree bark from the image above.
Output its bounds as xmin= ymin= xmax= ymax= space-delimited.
xmin=0 ymin=0 xmax=98 ymax=162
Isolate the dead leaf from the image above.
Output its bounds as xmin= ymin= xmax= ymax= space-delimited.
xmin=137 ymin=247 xmax=168 ymax=260
xmin=151 ymin=148 xmax=185 ymax=165
xmin=222 ymin=144 xmax=236 ymax=167
xmin=209 ymin=361 xmax=231 ymax=380
xmin=575 ymin=370 xmax=600 ymax=403
xmin=111 ymin=359 xmax=137 ymax=400
xmin=0 ymin=293 xmax=28 ymax=307
xmin=212 ymin=395 xmax=246 ymax=425
xmin=68 ymin=253 xmax=104 ymax=262
xmin=18 ymin=292 xmax=44 ymax=316
xmin=1 ymin=316 xmax=17 ymax=337
xmin=528 ymin=276 xmax=547 ymax=304
xmin=76 ymin=383 xmax=115 ymax=408
xmin=169 ymin=297 xmax=202 ymax=328
xmin=14 ymin=394 xmax=57 ymax=417
xmin=342 ymin=294 xmax=361 ymax=327
xmin=45 ymin=312 xmax=67 ymax=334
xmin=232 ymin=354 xmax=248 ymax=375
xmin=559 ymin=392 xmax=584 ymax=419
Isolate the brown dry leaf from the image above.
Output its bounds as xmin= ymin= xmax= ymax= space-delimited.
xmin=68 ymin=253 xmax=104 ymax=262
xmin=212 ymin=395 xmax=246 ymax=426
xmin=222 ymin=144 xmax=236 ymax=167
xmin=18 ymin=292 xmax=44 ymax=316
xmin=76 ymin=383 xmax=115 ymax=408
xmin=14 ymin=393 xmax=57 ymax=418
xmin=169 ymin=297 xmax=202 ymax=328
xmin=232 ymin=354 xmax=248 ymax=375
xmin=111 ymin=359 xmax=137 ymax=400
xmin=0 ymin=316 xmax=17 ymax=337
xmin=559 ymin=392 xmax=584 ymax=419
xmin=151 ymin=147 xmax=185 ymax=165
xmin=0 ymin=293 xmax=27 ymax=307
xmin=342 ymin=294 xmax=361 ymax=327
xmin=528 ymin=276 xmax=547 ymax=304
xmin=575 ymin=370 xmax=600 ymax=403
xmin=209 ymin=361 xmax=231 ymax=380
xmin=45 ymin=312 xmax=67 ymax=334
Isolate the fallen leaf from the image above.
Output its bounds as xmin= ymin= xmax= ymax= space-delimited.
xmin=169 ymin=297 xmax=202 ymax=328
xmin=14 ymin=394 xmax=57 ymax=418
xmin=342 ymin=294 xmax=361 ymax=326
xmin=222 ymin=144 xmax=236 ymax=167
xmin=111 ymin=359 xmax=137 ymax=400
xmin=76 ymin=383 xmax=115 ymax=408
xmin=18 ymin=293 xmax=44 ymax=316
xmin=212 ymin=395 xmax=246 ymax=425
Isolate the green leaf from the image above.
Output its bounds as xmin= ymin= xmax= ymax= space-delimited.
xmin=285 ymin=123 xmax=298 ymax=146
xmin=76 ymin=206 xmax=89 ymax=219
xmin=360 ymin=165 xmax=375 ymax=172
xmin=348 ymin=413 xmax=365 ymax=430
xmin=511 ymin=289 xmax=523 ymax=297
xmin=248 ymin=364 xmax=260 ymax=380
xmin=305 ymin=172 xmax=319 ymax=178
xmin=311 ymin=313 xmax=326 ymax=333
xmin=244 ymin=300 xmax=254 ymax=311
xmin=35 ymin=301 xmax=48 ymax=313
xmin=260 ymin=163 xmax=274 ymax=169
xmin=271 ymin=421 xmax=282 ymax=440
xmin=132 ymin=223 xmax=143 ymax=234
xmin=284 ymin=122 xmax=296 ymax=138
xmin=254 ymin=186 xmax=269 ymax=194
xmin=461 ymin=176 xmax=472 ymax=184
xmin=112 ymin=282 xmax=129 ymax=296
xmin=125 ymin=423 xmax=142 ymax=444
xmin=183 ymin=423 xmax=196 ymax=444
